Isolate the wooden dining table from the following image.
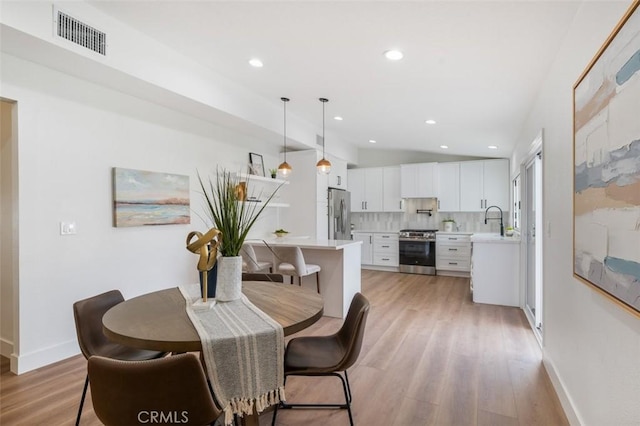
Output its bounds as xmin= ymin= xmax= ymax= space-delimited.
xmin=103 ymin=280 xmax=324 ymax=352
xmin=102 ymin=280 xmax=324 ymax=426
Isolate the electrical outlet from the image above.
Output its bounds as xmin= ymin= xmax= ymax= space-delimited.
xmin=60 ymin=221 xmax=77 ymax=235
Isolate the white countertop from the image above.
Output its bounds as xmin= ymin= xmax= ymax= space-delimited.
xmin=437 ymin=231 xmax=474 ymax=235
xmin=470 ymin=233 xmax=520 ymax=244
xmin=352 ymin=230 xmax=399 ymax=234
xmin=246 ymin=238 xmax=361 ymax=250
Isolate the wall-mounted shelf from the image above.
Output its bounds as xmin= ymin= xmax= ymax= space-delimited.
xmin=235 ymin=173 xmax=289 ymax=185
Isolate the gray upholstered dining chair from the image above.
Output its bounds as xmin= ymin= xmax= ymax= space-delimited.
xmin=271 ymin=246 xmax=321 ymax=293
xmin=241 ymin=243 xmax=273 ymax=273
xmin=272 ymin=292 xmax=370 ymax=426
xmin=88 ymin=353 xmax=223 ymax=426
xmin=73 ymin=290 xmax=167 ymax=426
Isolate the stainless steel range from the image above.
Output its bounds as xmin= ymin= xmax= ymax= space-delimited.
xmin=398 ymin=229 xmax=438 ymax=275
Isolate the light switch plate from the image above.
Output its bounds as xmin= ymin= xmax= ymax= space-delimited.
xmin=60 ymin=221 xmax=77 ymax=235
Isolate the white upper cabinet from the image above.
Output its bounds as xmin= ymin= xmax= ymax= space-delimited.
xmin=436 ymin=162 xmax=460 ymax=212
xmin=400 ymin=162 xmax=438 ymax=198
xmin=382 ymin=166 xmax=404 ymax=212
xmin=348 ymin=168 xmax=384 ymax=212
xmin=327 ymin=154 xmax=348 ymax=190
xmin=459 ymin=159 xmax=509 ymax=212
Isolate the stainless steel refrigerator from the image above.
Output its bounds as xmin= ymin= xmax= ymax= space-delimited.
xmin=328 ymin=188 xmax=351 ymax=240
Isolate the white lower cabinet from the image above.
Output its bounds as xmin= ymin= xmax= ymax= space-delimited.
xmin=353 ymin=232 xmax=399 ymax=268
xmin=436 ymin=233 xmax=472 ymax=277
xmin=373 ymin=233 xmax=399 ymax=267
xmin=353 ymin=232 xmax=373 ymax=265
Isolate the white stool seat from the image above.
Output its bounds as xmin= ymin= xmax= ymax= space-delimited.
xmin=271 ymin=246 xmax=322 ymax=293
xmin=276 ymin=263 xmax=321 ymax=276
xmin=241 ymin=243 xmax=273 ymax=273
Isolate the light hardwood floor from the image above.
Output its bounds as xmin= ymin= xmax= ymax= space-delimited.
xmin=1 ymin=270 xmax=568 ymax=426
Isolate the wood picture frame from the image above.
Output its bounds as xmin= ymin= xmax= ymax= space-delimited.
xmin=249 ymin=152 xmax=265 ymax=177
xmin=573 ymin=0 xmax=640 ymax=316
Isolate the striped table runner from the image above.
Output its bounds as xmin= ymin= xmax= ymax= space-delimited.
xmin=179 ymin=284 xmax=285 ymax=425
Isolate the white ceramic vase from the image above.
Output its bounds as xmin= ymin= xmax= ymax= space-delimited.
xmin=216 ymin=256 xmax=243 ymax=301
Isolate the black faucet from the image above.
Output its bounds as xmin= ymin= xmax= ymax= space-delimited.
xmin=484 ymin=205 xmax=504 ymax=236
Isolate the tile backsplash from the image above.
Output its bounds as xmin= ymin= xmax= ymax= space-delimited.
xmin=352 ymin=198 xmax=510 ymax=233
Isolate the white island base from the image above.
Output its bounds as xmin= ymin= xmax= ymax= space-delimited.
xmin=249 ymin=239 xmax=362 ymax=318
xmin=471 ymin=234 xmax=520 ymax=307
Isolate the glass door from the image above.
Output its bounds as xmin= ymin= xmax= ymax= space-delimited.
xmin=525 ymin=152 xmax=543 ymax=339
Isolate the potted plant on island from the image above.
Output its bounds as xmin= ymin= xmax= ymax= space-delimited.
xmin=274 ymin=229 xmax=289 ymax=238
xmin=197 ymin=168 xmax=283 ymax=301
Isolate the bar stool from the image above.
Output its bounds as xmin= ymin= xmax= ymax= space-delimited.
xmin=241 ymin=243 xmax=273 ymax=273
xmin=272 ymin=246 xmax=321 ymax=293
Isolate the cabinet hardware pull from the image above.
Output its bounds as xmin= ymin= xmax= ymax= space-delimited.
xmin=382 ymin=245 xmax=389 ymax=248
xmin=449 ymin=262 xmax=458 ymax=265
xmin=382 ymin=258 xmax=389 ymax=261
xmin=449 ymin=248 xmax=458 ymax=251
xmin=337 ymin=176 xmax=341 ymax=186
xmin=448 ymin=237 xmax=457 ymax=240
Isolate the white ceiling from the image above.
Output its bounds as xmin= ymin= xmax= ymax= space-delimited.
xmin=88 ymin=1 xmax=582 ymax=159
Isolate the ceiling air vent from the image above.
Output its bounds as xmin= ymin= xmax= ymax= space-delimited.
xmin=55 ymin=9 xmax=106 ymax=56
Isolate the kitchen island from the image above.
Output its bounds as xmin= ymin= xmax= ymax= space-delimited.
xmin=246 ymin=238 xmax=362 ymax=318
xmin=470 ymin=233 xmax=521 ymax=307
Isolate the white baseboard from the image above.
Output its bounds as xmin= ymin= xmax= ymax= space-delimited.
xmin=542 ymin=352 xmax=583 ymax=426
xmin=1 ymin=337 xmax=13 ymax=358
xmin=11 ymin=339 xmax=80 ymax=374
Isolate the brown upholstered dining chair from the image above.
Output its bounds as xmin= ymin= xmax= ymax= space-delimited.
xmin=88 ymin=353 xmax=223 ymax=426
xmin=73 ymin=290 xmax=167 ymax=425
xmin=241 ymin=272 xmax=284 ymax=282
xmin=271 ymin=292 xmax=370 ymax=426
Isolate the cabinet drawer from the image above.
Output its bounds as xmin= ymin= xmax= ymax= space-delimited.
xmin=437 ymin=244 xmax=471 ymax=258
xmin=436 ymin=234 xmax=471 ymax=243
xmin=436 ymin=257 xmax=470 ymax=271
xmin=374 ymin=241 xmax=398 ymax=254
xmin=373 ymin=253 xmax=399 ymax=267
xmin=374 ymin=233 xmax=399 ymax=243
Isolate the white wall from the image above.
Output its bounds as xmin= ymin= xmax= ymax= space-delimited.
xmin=510 ymin=1 xmax=640 ymax=424
xmin=1 ymin=53 xmax=287 ymax=373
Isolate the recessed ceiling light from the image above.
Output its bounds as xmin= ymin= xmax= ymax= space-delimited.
xmin=248 ymin=58 xmax=263 ymax=68
xmin=384 ymin=50 xmax=403 ymax=61
xmin=425 ymin=119 xmax=437 ymax=125
xmin=369 ymin=140 xmax=377 ymax=144
xmin=488 ymin=145 xmax=498 ymax=149
xmin=440 ymin=145 xmax=448 ymax=149
xmin=334 ymin=116 xmax=343 ymax=121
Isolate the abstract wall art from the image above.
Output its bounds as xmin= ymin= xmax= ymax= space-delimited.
xmin=573 ymin=1 xmax=640 ymax=315
xmin=113 ymin=167 xmax=190 ymax=227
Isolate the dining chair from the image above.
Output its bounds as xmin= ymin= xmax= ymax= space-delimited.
xmin=271 ymin=292 xmax=370 ymax=426
xmin=241 ymin=272 xmax=284 ymax=282
xmin=88 ymin=353 xmax=223 ymax=426
xmin=271 ymin=246 xmax=321 ymax=293
xmin=73 ymin=290 xmax=168 ymax=426
xmin=241 ymin=243 xmax=273 ymax=273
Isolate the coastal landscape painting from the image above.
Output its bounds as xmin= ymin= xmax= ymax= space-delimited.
xmin=573 ymin=1 xmax=640 ymax=315
xmin=113 ymin=168 xmax=190 ymax=227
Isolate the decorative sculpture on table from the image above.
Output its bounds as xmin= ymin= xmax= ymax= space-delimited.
xmin=186 ymin=228 xmax=222 ymax=302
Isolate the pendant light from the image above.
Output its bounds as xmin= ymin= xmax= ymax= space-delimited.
xmin=317 ymin=98 xmax=332 ymax=175
xmin=278 ymin=97 xmax=292 ymax=177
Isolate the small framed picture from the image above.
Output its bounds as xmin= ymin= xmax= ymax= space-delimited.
xmin=249 ymin=152 xmax=265 ymax=176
